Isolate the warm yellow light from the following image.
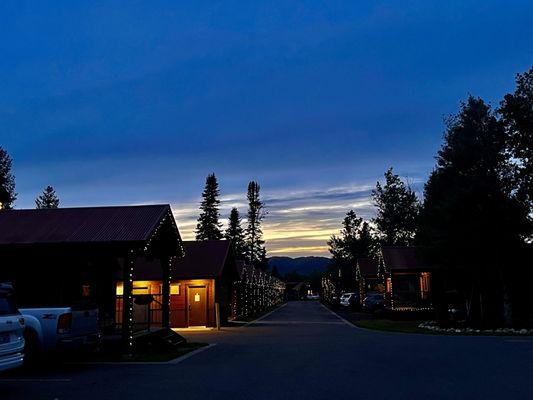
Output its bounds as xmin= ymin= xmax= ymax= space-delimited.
xmin=116 ymin=281 xmax=162 ymax=295
xmin=170 ymin=283 xmax=180 ymax=295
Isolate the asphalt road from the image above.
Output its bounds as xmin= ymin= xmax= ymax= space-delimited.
xmin=2 ymin=301 xmax=533 ymax=400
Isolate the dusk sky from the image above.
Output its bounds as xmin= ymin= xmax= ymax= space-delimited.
xmin=1 ymin=1 xmax=532 ymax=257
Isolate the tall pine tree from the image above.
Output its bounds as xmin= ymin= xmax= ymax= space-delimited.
xmin=0 ymin=146 xmax=16 ymax=210
xmin=195 ymin=173 xmax=223 ymax=240
xmin=246 ymin=181 xmax=267 ymax=269
xmin=35 ymin=185 xmax=60 ymax=209
xmin=372 ymin=167 xmax=419 ymax=246
xmin=418 ymin=96 xmax=529 ymax=326
xmin=225 ymin=207 xmax=247 ymax=260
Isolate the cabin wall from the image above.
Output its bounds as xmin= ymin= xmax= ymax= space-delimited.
xmin=170 ymin=279 xmax=216 ymax=328
xmin=386 ymin=271 xmax=433 ymax=311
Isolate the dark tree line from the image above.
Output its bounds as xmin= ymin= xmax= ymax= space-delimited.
xmin=418 ymin=68 xmax=533 ymax=327
xmin=327 ymin=168 xmax=418 ymax=291
xmin=326 ymin=66 xmax=533 ymax=328
xmin=195 ymin=173 xmax=268 ymax=270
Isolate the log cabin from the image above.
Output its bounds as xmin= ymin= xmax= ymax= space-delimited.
xmin=127 ymin=240 xmax=239 ymax=328
xmin=0 ymin=205 xmax=183 ymax=350
xmin=356 ymin=258 xmax=380 ymax=303
xmin=380 ymin=246 xmax=435 ymax=311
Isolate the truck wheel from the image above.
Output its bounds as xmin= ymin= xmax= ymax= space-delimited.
xmin=23 ymin=329 xmax=40 ymax=366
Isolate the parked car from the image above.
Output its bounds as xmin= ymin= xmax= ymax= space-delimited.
xmin=0 ymin=283 xmax=25 ymax=372
xmin=362 ymin=293 xmax=384 ymax=312
xmin=21 ymin=304 xmax=99 ymax=361
xmin=340 ymin=293 xmax=359 ymax=308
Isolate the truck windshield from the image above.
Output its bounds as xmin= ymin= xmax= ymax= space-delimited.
xmin=0 ymin=294 xmax=18 ymax=316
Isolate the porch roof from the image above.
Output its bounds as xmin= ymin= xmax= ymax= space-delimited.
xmin=136 ymin=240 xmax=239 ymax=280
xmin=174 ymin=240 xmax=237 ymax=279
xmin=381 ymin=246 xmax=436 ymax=272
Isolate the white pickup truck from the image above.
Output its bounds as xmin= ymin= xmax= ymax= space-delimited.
xmin=21 ymin=306 xmax=99 ymax=359
xmin=0 ymin=284 xmax=25 ymax=372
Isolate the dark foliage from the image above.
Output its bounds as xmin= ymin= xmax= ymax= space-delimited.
xmin=372 ymin=168 xmax=419 ymax=246
xmin=418 ymin=96 xmax=530 ymax=327
xmin=0 ymin=146 xmax=16 ymax=210
xmin=246 ymin=181 xmax=267 ymax=269
xmin=225 ymin=207 xmax=247 ymax=260
xmin=327 ymin=210 xmax=378 ymax=291
xmin=500 ymin=67 xmax=533 ymax=228
xmin=195 ymin=173 xmax=223 ymax=241
xmin=35 ymin=185 xmax=60 ymax=209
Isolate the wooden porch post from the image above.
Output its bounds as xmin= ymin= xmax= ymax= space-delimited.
xmin=161 ymin=256 xmax=171 ymax=329
xmin=122 ymin=251 xmax=135 ymax=353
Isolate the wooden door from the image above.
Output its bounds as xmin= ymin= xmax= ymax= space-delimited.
xmin=188 ymin=286 xmax=207 ymax=326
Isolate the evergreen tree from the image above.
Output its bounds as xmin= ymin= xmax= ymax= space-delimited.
xmin=327 ymin=210 xmax=378 ymax=291
xmin=195 ymin=173 xmax=223 ymax=240
xmin=372 ymin=167 xmax=419 ymax=245
xmin=0 ymin=146 xmax=16 ymax=210
xmin=225 ymin=207 xmax=247 ymax=260
xmin=418 ymin=96 xmax=529 ymax=326
xmin=35 ymin=185 xmax=60 ymax=209
xmin=246 ymin=181 xmax=267 ymax=269
xmin=500 ymin=66 xmax=533 ymax=226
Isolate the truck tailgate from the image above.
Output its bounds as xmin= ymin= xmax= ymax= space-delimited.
xmin=71 ymin=309 xmax=99 ymax=336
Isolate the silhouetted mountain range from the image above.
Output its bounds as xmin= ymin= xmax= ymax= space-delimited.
xmin=268 ymin=256 xmax=331 ymax=277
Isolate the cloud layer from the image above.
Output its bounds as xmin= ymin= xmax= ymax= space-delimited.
xmin=173 ymin=181 xmax=392 ymax=257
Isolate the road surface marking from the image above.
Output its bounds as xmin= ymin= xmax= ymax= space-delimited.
xmin=167 ymin=343 xmax=217 ymax=364
xmin=66 ymin=343 xmax=218 ymax=365
xmin=319 ymin=302 xmax=358 ymax=328
xmin=0 ymin=378 xmax=71 ymax=382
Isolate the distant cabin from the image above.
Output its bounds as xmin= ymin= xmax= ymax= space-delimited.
xmin=380 ymin=246 xmax=435 ymax=311
xmin=356 ymin=258 xmax=380 ymax=302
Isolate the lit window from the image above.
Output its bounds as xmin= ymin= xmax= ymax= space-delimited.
xmin=420 ymin=272 xmax=430 ymax=299
xmin=170 ymin=283 xmax=180 ymax=295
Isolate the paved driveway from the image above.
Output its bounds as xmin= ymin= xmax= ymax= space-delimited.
xmin=2 ymin=301 xmax=533 ymax=400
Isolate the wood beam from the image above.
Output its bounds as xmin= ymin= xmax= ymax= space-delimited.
xmin=161 ymin=256 xmax=171 ymax=328
xmin=121 ymin=251 xmax=135 ymax=353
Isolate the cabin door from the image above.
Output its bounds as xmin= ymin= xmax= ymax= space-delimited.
xmin=187 ymin=286 xmax=207 ymax=327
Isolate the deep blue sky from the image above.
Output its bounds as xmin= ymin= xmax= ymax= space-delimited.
xmin=1 ymin=1 xmax=532 ymax=256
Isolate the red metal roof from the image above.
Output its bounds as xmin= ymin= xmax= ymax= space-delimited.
xmin=381 ymin=246 xmax=434 ymax=271
xmin=173 ymin=240 xmax=236 ymax=279
xmin=0 ymin=205 xmax=174 ymax=245
xmin=357 ymin=258 xmax=379 ymax=276
xmin=123 ymin=240 xmax=237 ymax=280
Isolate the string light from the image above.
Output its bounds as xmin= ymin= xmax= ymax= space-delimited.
xmin=231 ymin=263 xmax=285 ymax=319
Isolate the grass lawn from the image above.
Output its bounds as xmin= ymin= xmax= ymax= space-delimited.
xmin=353 ymin=319 xmax=430 ymax=334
